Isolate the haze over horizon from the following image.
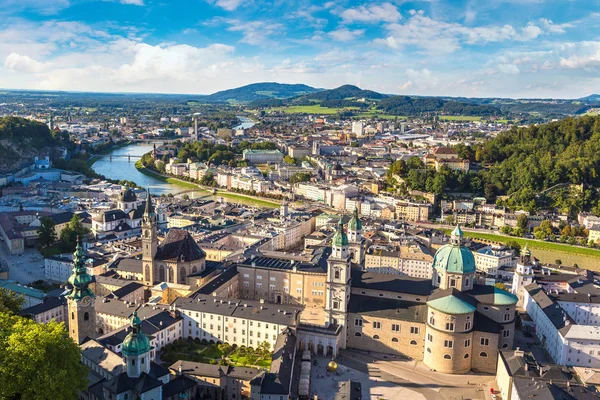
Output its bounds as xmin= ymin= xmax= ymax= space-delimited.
xmin=1 ymin=0 xmax=599 ymax=99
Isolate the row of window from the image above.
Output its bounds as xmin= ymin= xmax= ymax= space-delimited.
xmin=353 ymin=332 xmax=418 ymax=345
xmin=354 ymin=319 xmax=418 ymax=334
xmin=425 ymin=348 xmax=488 ymax=359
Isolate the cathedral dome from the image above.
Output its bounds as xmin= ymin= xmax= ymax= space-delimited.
xmin=433 ymin=225 xmax=475 ymax=274
xmin=122 ymin=311 xmax=151 ymax=357
xmin=119 ymin=186 xmax=137 ymax=203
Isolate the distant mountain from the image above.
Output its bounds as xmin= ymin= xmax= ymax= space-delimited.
xmin=201 ymin=82 xmax=321 ymax=103
xmin=579 ymin=94 xmax=600 ymax=102
xmin=295 ymin=84 xmax=388 ymax=102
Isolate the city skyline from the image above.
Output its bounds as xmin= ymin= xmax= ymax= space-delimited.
xmin=0 ymin=0 xmax=599 ymax=98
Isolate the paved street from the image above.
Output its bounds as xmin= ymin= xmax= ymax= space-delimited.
xmin=0 ymin=244 xmax=46 ymax=284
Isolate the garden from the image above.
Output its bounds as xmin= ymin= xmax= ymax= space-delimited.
xmin=160 ymin=338 xmax=273 ymax=369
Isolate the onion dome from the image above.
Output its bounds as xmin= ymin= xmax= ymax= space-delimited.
xmin=332 ymin=217 xmax=348 ymax=247
xmin=67 ymin=238 xmax=94 ymax=301
xmin=348 ymin=206 xmax=362 ymax=231
xmin=432 ymin=224 xmax=476 ymax=274
xmin=122 ymin=311 xmax=151 ymax=357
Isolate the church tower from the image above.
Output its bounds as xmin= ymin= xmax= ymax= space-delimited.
xmin=347 ymin=206 xmax=364 ymax=265
xmin=142 ymin=189 xmax=157 ymax=286
xmin=512 ymin=245 xmax=534 ymax=306
xmin=67 ymin=238 xmax=96 ymax=345
xmin=326 ymin=217 xmax=351 ymax=348
xmin=122 ymin=311 xmax=152 ymax=378
xmin=280 ymin=196 xmax=289 ymax=221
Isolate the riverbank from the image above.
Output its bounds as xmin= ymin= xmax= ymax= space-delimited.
xmin=441 ymin=228 xmax=600 ymax=269
xmin=134 ymin=160 xmax=279 ymax=207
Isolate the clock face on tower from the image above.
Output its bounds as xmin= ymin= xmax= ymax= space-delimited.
xmin=81 ymin=296 xmax=92 ymax=307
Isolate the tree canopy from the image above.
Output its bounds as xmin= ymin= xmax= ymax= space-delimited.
xmin=0 ymin=313 xmax=88 ymax=400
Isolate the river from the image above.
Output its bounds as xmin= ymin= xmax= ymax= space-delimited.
xmin=92 ymin=142 xmax=180 ymax=195
xmin=233 ymin=115 xmax=256 ymax=130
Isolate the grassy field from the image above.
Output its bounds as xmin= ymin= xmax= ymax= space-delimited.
xmin=215 ymin=191 xmax=279 ymax=208
xmin=442 ymin=228 xmax=600 ymax=269
xmin=227 ymin=347 xmax=272 ymax=369
xmin=439 ymin=116 xmax=483 ymax=121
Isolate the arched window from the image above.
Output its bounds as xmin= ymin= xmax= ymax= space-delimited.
xmin=192 ymin=266 xmax=197 ymax=274
xmin=480 ymin=352 xmax=488 ymax=358
xmin=168 ymin=267 xmax=174 ymax=283
xmin=132 ymin=359 xmax=136 ymax=365
xmin=410 ymin=340 xmax=417 ymax=345
xmin=179 ymin=266 xmax=186 ymax=284
xmin=144 ymin=265 xmax=150 ymax=280
xmin=464 ymin=353 xmax=470 ymax=359
xmin=502 ymin=343 xmax=509 ymax=348
xmin=429 ymin=316 xmax=435 ymax=325
xmin=159 ymin=265 xmax=166 ymax=282
xmin=354 ymin=332 xmax=362 ymax=337
xmin=465 ymin=278 xmax=469 ymax=287
xmin=334 ymin=270 xmax=340 ymax=280
xmin=373 ymin=335 xmax=380 ymax=340
xmin=71 ymin=312 xmax=74 ymax=320
xmin=392 ymin=337 xmax=398 ymax=342
xmin=141 ymin=358 xmax=145 ymax=364
xmin=443 ymin=354 xmax=451 ymax=360
xmin=84 ymin=312 xmax=89 ymax=321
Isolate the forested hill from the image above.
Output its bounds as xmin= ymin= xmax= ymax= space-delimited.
xmin=296 ymin=84 xmax=388 ymax=101
xmin=379 ymin=96 xmax=499 ymax=116
xmin=479 ymin=115 xmax=600 ymax=212
xmin=201 ymin=82 xmax=321 ymax=103
xmin=0 ymin=117 xmax=59 ymax=173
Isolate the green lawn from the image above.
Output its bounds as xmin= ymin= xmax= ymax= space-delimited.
xmin=438 ymin=116 xmax=483 ymax=121
xmin=228 ymin=348 xmax=272 ymax=369
xmin=160 ymin=340 xmax=225 ymax=364
xmin=215 ymin=191 xmax=279 ymax=208
xmin=160 ymin=340 xmax=272 ymax=369
xmin=442 ymin=228 xmax=600 ymax=269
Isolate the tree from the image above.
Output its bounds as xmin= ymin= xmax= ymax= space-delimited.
xmin=500 ymin=226 xmax=511 ymax=235
xmin=289 ymin=172 xmax=311 ymax=184
xmin=283 ymin=156 xmax=296 ymax=165
xmin=0 ymin=288 xmax=24 ymax=314
xmin=37 ymin=217 xmax=57 ymax=247
xmin=506 ymin=240 xmax=521 ymax=255
xmin=59 ymin=214 xmax=89 ymax=252
xmin=534 ymin=220 xmax=553 ymax=240
xmin=495 ymin=282 xmax=507 ymax=291
xmin=0 ymin=313 xmax=88 ymax=400
xmin=444 ymin=215 xmax=455 ymax=225
xmin=555 ymin=259 xmax=562 ymax=265
xmin=516 ymin=214 xmax=528 ymax=231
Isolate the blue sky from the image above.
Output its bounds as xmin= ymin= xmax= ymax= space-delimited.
xmin=0 ymin=0 xmax=599 ymax=98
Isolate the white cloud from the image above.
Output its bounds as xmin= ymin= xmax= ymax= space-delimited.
xmin=119 ymin=0 xmax=144 ymax=5
xmin=539 ymin=18 xmax=574 ymax=34
xmin=226 ymin=20 xmax=285 ymax=45
xmin=207 ymin=0 xmax=243 ymax=11
xmin=339 ymin=2 xmax=402 ymax=24
xmin=4 ymin=53 xmax=51 ymax=72
xmin=328 ymin=28 xmax=364 ymax=42
xmin=380 ymin=13 xmax=565 ymax=53
xmin=497 ymin=63 xmax=520 ymax=74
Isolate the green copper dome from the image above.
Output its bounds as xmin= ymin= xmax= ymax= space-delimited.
xmin=428 ymin=294 xmax=476 ymax=315
xmin=348 ymin=206 xmax=362 ymax=231
xmin=122 ymin=311 xmax=151 ymax=357
xmin=332 ymin=217 xmax=348 ymax=247
xmin=67 ymin=239 xmax=95 ymax=301
xmin=433 ymin=225 xmax=475 ymax=274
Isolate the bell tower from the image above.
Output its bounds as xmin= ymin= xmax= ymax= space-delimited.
xmin=326 ymin=217 xmax=351 ymax=348
xmin=122 ymin=311 xmax=152 ymax=378
xmin=67 ymin=238 xmax=96 ymax=345
xmin=347 ymin=206 xmax=364 ymax=264
xmin=142 ymin=189 xmax=157 ymax=285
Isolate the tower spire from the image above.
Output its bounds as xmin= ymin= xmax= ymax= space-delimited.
xmin=67 ymin=237 xmax=94 ymax=300
xmin=144 ymin=188 xmax=155 ymax=219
